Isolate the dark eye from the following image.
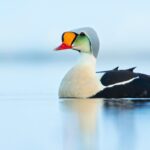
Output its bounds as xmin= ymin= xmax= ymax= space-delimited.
xmin=80 ymin=32 xmax=85 ymax=36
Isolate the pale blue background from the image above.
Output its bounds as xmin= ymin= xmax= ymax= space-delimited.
xmin=0 ymin=0 xmax=150 ymax=56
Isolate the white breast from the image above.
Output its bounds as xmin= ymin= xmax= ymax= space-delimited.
xmin=59 ymin=54 xmax=101 ymax=98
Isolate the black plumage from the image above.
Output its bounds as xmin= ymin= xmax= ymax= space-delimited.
xmin=100 ymin=67 xmax=137 ymax=86
xmin=91 ymin=67 xmax=150 ymax=98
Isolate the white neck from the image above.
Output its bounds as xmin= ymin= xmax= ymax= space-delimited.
xmin=80 ymin=53 xmax=93 ymax=59
xmin=77 ymin=53 xmax=96 ymax=67
xmin=59 ymin=53 xmax=101 ymax=98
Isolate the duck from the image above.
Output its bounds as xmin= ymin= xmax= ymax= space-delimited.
xmin=55 ymin=27 xmax=150 ymax=98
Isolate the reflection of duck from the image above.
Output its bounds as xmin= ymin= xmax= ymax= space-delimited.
xmin=55 ymin=27 xmax=150 ymax=98
xmin=102 ymin=102 xmax=136 ymax=150
xmin=60 ymin=99 xmax=102 ymax=150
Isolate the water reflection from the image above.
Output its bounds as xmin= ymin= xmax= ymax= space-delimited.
xmin=60 ymin=98 xmax=150 ymax=150
xmin=102 ymin=99 xmax=136 ymax=150
xmin=60 ymin=99 xmax=103 ymax=150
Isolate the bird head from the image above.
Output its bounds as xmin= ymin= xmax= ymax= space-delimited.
xmin=55 ymin=27 xmax=100 ymax=58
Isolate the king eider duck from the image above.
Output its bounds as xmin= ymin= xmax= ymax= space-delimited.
xmin=55 ymin=27 xmax=150 ymax=98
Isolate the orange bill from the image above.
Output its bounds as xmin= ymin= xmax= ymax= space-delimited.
xmin=55 ymin=32 xmax=77 ymax=50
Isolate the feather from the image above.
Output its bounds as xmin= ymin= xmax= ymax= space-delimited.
xmin=127 ymin=67 xmax=136 ymax=72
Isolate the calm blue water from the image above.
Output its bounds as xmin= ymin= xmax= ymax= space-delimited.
xmin=0 ymin=55 xmax=150 ymax=150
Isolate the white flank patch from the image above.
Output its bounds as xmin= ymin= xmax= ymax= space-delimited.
xmin=98 ymin=74 xmax=139 ymax=91
xmin=106 ymin=76 xmax=139 ymax=88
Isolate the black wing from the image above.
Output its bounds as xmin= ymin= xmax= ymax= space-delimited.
xmin=93 ymin=67 xmax=150 ymax=98
xmin=98 ymin=67 xmax=138 ymax=86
